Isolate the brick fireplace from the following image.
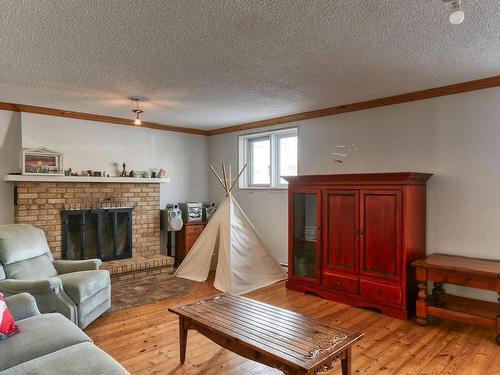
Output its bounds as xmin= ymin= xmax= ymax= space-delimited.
xmin=7 ymin=176 xmax=173 ymax=279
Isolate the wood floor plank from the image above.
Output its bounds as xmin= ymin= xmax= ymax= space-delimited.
xmin=85 ymin=276 xmax=500 ymax=374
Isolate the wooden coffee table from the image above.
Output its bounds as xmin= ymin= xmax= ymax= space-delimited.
xmin=169 ymin=294 xmax=363 ymax=374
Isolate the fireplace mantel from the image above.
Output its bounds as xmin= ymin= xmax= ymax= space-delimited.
xmin=4 ymin=175 xmax=170 ymax=184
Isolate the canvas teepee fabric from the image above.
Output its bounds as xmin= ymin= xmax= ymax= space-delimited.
xmin=174 ymin=168 xmax=286 ymax=294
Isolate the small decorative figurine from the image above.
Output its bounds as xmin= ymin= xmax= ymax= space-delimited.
xmin=129 ymin=170 xmax=136 ymax=178
xmin=120 ymin=162 xmax=127 ymax=177
xmin=64 ymin=168 xmax=72 ymax=176
xmin=158 ymin=168 xmax=166 ymax=178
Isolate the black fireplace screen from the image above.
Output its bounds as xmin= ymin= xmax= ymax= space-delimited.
xmin=62 ymin=208 xmax=133 ymax=261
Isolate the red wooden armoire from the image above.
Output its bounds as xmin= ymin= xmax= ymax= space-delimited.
xmin=283 ymin=172 xmax=432 ymax=319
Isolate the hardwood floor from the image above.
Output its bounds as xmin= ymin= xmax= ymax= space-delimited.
xmin=85 ymin=279 xmax=500 ymax=374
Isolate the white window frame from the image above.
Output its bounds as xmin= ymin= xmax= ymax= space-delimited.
xmin=239 ymin=127 xmax=298 ymax=189
xmin=247 ymin=135 xmax=272 ymax=187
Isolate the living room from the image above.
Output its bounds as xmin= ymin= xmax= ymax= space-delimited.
xmin=0 ymin=1 xmax=499 ymax=374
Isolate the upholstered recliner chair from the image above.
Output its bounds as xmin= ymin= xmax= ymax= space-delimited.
xmin=0 ymin=224 xmax=111 ymax=329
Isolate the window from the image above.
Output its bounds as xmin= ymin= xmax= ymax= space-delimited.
xmin=239 ymin=128 xmax=298 ymax=188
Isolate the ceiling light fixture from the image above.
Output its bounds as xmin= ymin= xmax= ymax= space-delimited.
xmin=130 ymin=97 xmax=144 ymax=125
xmin=444 ymin=0 xmax=465 ymax=25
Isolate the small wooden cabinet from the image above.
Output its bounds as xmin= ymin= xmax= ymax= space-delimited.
xmin=175 ymin=222 xmax=206 ymax=266
xmin=284 ymin=172 xmax=432 ymax=319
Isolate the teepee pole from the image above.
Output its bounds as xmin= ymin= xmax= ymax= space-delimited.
xmin=221 ymin=164 xmax=228 ymax=193
xmin=209 ymin=164 xmax=227 ymax=192
xmin=228 ymin=164 xmax=247 ymax=193
xmin=229 ymin=164 xmax=232 ymax=192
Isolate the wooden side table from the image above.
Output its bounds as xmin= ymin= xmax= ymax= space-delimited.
xmin=412 ymin=253 xmax=500 ymax=344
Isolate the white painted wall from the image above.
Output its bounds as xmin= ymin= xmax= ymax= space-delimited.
xmin=1 ymin=87 xmax=499 ymax=302
xmin=0 ymin=111 xmax=208 ymax=218
xmin=21 ymin=113 xmax=208 ymax=205
xmin=0 ymin=111 xmax=208 ymax=256
xmin=209 ymin=87 xmax=500 ymax=301
xmin=0 ymin=111 xmax=22 ymax=224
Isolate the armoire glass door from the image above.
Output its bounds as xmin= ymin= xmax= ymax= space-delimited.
xmin=290 ymin=190 xmax=321 ymax=282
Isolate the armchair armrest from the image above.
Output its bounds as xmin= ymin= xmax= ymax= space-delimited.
xmin=5 ymin=292 xmax=41 ymax=320
xmin=53 ymin=259 xmax=102 ymax=274
xmin=0 ymin=277 xmax=62 ymax=295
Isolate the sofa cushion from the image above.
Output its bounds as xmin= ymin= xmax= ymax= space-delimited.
xmin=0 ymin=224 xmax=53 ymax=265
xmin=0 ymin=342 xmax=130 ymax=375
xmin=4 ymin=254 xmax=58 ymax=280
xmin=57 ymin=270 xmax=110 ymax=304
xmin=0 ymin=313 xmax=91 ymax=371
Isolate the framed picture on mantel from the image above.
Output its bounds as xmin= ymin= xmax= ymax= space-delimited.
xmin=22 ymin=147 xmax=64 ymax=175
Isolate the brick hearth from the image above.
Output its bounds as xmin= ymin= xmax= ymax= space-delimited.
xmin=13 ymin=181 xmax=173 ymax=274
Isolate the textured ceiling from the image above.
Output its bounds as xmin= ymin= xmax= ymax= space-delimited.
xmin=0 ymin=0 xmax=499 ymax=130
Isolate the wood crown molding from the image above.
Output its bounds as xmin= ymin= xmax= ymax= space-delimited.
xmin=0 ymin=102 xmax=209 ymax=136
xmin=207 ymin=75 xmax=500 ymax=135
xmin=1 ymin=75 xmax=498 ymax=137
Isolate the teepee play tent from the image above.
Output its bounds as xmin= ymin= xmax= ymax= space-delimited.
xmin=174 ymin=164 xmax=286 ymax=295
